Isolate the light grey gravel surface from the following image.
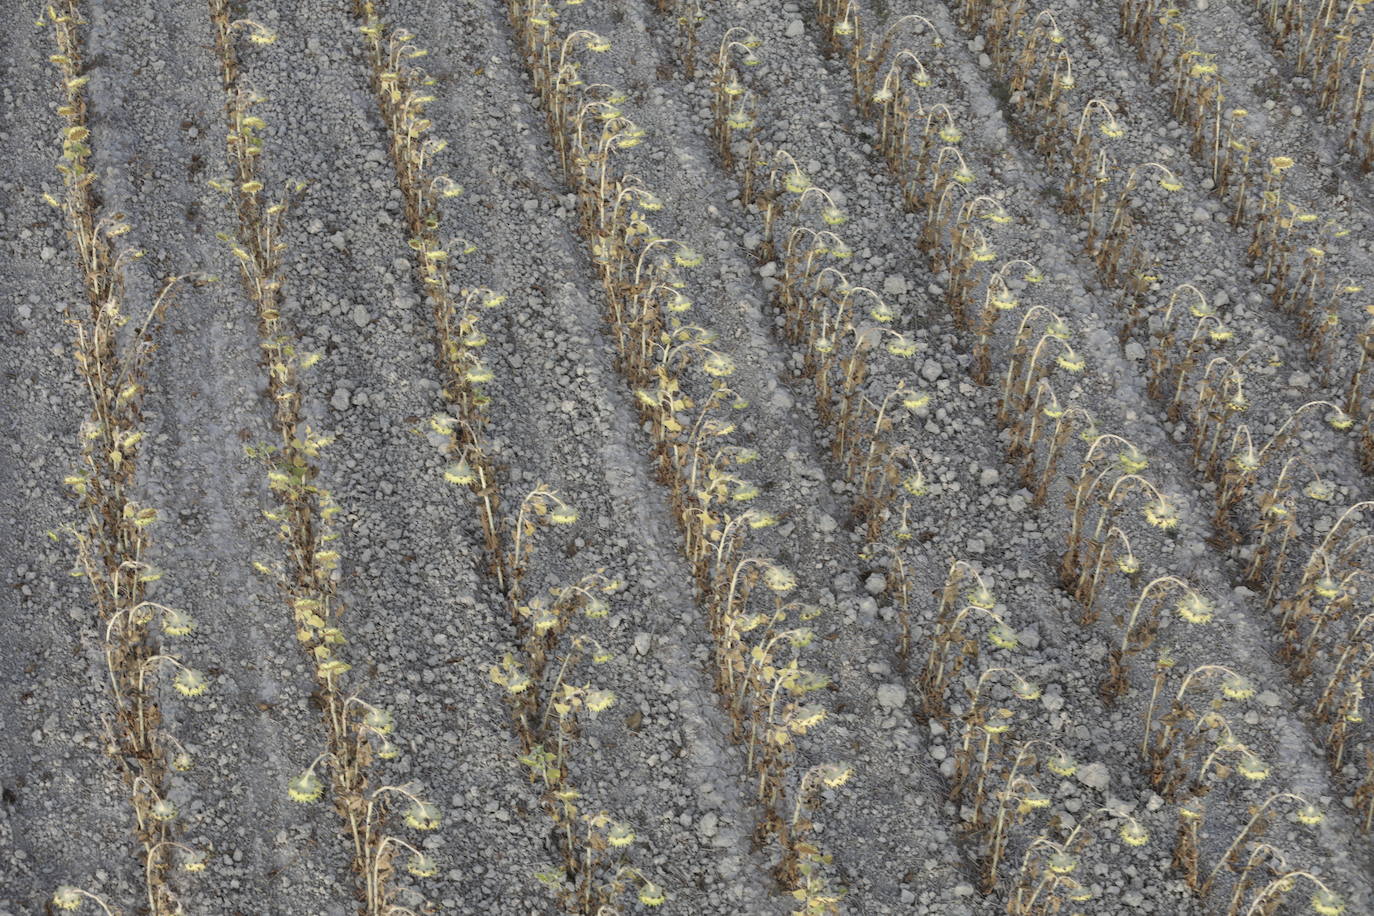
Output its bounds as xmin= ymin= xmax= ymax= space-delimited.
xmin=5 ymin=0 xmax=1374 ymax=913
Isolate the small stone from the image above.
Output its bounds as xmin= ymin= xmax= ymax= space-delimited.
xmin=1041 ymin=692 xmax=1064 ymax=712
xmin=40 ymin=246 xmax=56 ymax=262
xmin=351 ymin=304 xmax=371 ymax=327
xmin=1076 ymin=761 xmax=1110 ymax=792
xmin=817 ymin=513 xmax=837 ymax=533
xmin=877 ymin=683 xmax=907 ymax=709
xmin=865 ymin=573 xmax=887 ymax=595
xmin=331 ymin=388 xmax=351 ymax=411
xmin=1256 ymin=690 xmax=1281 ymax=708
xmin=954 ymin=883 xmax=976 ymax=897
xmin=785 ymin=19 xmax=804 ymax=37
xmin=698 ymin=812 xmax=718 ymax=838
xmin=883 ymin=274 xmax=908 ymax=297
xmin=979 ymin=468 xmax=999 ymax=487
xmin=634 ymin=632 xmax=652 ymax=656
xmin=1124 ymin=340 xmax=1146 ymax=361
xmin=921 ymin=359 xmax=943 ymax=382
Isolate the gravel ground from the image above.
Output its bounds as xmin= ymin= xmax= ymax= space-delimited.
xmin=4 ymin=0 xmax=1374 ymax=914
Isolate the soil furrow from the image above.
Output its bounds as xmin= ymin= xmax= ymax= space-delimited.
xmin=0 ymin=20 xmax=139 ymax=912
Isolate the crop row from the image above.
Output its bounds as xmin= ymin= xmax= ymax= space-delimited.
xmin=351 ymin=1 xmax=664 ymax=912
xmin=43 ymin=2 xmax=210 ymax=911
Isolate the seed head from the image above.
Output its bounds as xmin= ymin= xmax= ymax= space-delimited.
xmin=988 ymin=623 xmax=1018 ymax=650
xmin=938 ymin=125 xmax=962 ymax=144
xmin=447 ymin=458 xmax=480 ymax=486
xmin=1144 ymin=497 xmax=1178 ymax=530
xmin=1176 ymin=594 xmax=1214 ymax=624
xmin=784 ymin=170 xmax=812 ymax=194
xmin=1237 ymin=754 xmax=1270 ymax=780
xmin=1056 ymin=349 xmax=1085 ymax=372
xmin=901 ymin=471 xmax=927 ymax=495
xmin=968 ymin=585 xmax=995 ymax=609
xmin=1304 ymin=479 xmax=1334 ymax=501
xmin=726 ymin=109 xmax=754 ymax=130
xmin=765 ymin=565 xmax=797 ymax=592
xmin=407 ymin=852 xmax=438 ymax=877
xmin=587 ymin=689 xmax=616 ymax=712
xmin=790 ymin=705 xmax=826 ymax=732
xmin=1326 ymin=407 xmax=1354 ymax=430
xmin=1117 ymin=445 xmax=1148 ymax=474
xmin=983 ymin=708 xmax=1014 ymax=734
xmin=818 ymin=762 xmax=853 ymax=787
xmin=1220 ymin=674 xmax=1255 ymax=700
xmin=405 ymin=800 xmax=442 ymax=830
xmin=1048 ymin=852 xmax=1077 ymax=874
xmin=1119 ymin=820 xmax=1149 ymax=846
xmin=1314 ymin=576 xmax=1342 ymax=599
xmin=1312 ymin=889 xmax=1346 ymax=915
xmin=703 ymin=352 xmax=736 ymax=377
xmin=638 ymin=881 xmax=666 ymax=906
xmin=1047 ymin=752 xmax=1077 ymax=776
xmin=174 ymin=668 xmax=210 ymax=697
xmin=886 ymin=334 xmax=917 ymax=357
xmin=288 ymin=768 xmax=324 ymax=802
xmin=52 ymin=888 xmax=84 ymax=911
xmin=1296 ymin=803 xmax=1324 ymax=826
xmin=607 ymin=821 xmax=636 ymax=847
xmin=161 ymin=608 xmax=196 ymax=637
xmin=150 ymin=799 xmax=177 ymax=821
xmin=179 ymin=848 xmax=208 ymax=872
xmin=549 ymin=504 xmax=578 ymax=525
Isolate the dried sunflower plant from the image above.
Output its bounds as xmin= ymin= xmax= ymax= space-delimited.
xmin=501 ymin=0 xmax=853 ymax=908
xmin=354 ymin=0 xmax=507 ymax=583
xmin=44 ymin=4 xmax=210 ymax=912
xmin=350 ymin=6 xmax=654 ymax=911
xmin=201 ymin=7 xmax=442 ymax=912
